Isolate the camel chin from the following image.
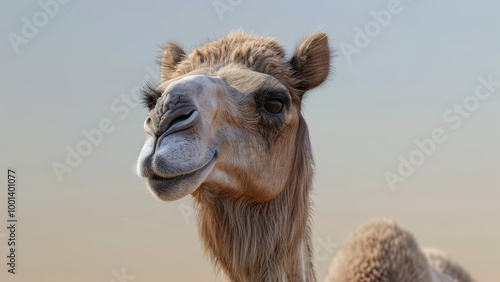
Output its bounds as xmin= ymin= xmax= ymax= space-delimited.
xmin=137 ymin=116 xmax=218 ymax=201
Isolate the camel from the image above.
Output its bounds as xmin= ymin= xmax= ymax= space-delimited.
xmin=136 ymin=31 xmax=476 ymax=282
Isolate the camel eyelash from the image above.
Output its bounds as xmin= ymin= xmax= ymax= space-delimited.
xmin=140 ymin=82 xmax=163 ymax=110
xmin=254 ymin=89 xmax=291 ymax=108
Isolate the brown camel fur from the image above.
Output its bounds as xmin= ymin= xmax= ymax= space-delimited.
xmin=136 ymin=31 xmax=475 ymax=282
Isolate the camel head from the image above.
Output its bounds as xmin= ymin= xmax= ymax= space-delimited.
xmin=137 ymin=32 xmax=330 ymax=203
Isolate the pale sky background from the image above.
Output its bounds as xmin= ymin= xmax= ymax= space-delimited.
xmin=1 ymin=0 xmax=499 ymax=281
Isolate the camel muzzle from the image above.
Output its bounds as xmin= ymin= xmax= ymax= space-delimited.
xmin=137 ymin=74 xmax=220 ymax=201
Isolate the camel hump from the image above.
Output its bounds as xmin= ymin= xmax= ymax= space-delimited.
xmin=325 ymin=218 xmax=434 ymax=282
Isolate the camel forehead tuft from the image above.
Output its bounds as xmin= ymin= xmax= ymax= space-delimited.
xmin=173 ymin=32 xmax=297 ymax=89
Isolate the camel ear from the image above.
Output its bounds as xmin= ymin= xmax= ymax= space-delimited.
xmin=290 ymin=33 xmax=331 ymax=92
xmin=160 ymin=43 xmax=186 ymax=82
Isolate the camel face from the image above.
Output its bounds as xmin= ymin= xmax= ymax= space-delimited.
xmin=137 ymin=32 xmax=330 ymax=203
xmin=137 ymin=65 xmax=299 ymax=202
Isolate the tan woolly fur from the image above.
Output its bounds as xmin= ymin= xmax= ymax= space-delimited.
xmin=137 ymin=31 xmax=475 ymax=282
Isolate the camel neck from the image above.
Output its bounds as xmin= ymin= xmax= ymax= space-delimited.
xmin=193 ymin=185 xmax=315 ymax=282
xmin=192 ymin=117 xmax=315 ymax=281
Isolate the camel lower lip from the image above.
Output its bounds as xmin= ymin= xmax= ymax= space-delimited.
xmin=146 ymin=152 xmax=218 ymax=195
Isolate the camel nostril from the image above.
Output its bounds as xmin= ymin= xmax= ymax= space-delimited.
xmin=149 ymin=91 xmax=198 ymax=136
xmin=151 ymin=105 xmax=199 ymax=137
xmin=169 ymin=111 xmax=194 ymax=129
xmin=163 ymin=108 xmax=198 ymax=136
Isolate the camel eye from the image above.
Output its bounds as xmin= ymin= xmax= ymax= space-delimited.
xmin=263 ymin=99 xmax=284 ymax=114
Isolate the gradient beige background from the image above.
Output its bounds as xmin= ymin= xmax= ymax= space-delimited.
xmin=1 ymin=0 xmax=499 ymax=281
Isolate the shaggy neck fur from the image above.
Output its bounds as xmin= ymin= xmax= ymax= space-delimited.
xmin=192 ymin=117 xmax=315 ymax=282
